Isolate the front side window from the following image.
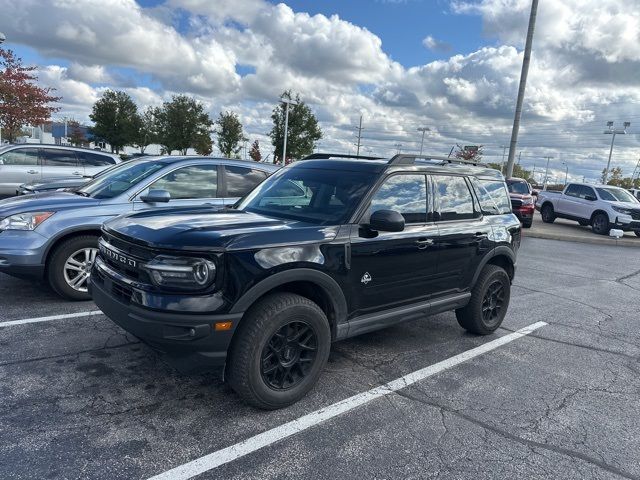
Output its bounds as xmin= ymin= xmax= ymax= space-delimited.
xmin=434 ymin=175 xmax=477 ymax=221
xmin=225 ymin=166 xmax=268 ymax=197
xmin=78 ymin=160 xmax=167 ymax=199
xmin=369 ymin=174 xmax=428 ymax=224
xmin=41 ymin=149 xmax=78 ymax=166
xmin=564 ymin=184 xmax=580 ymax=197
xmin=150 ymin=165 xmax=218 ymax=199
xmin=475 ymin=179 xmax=512 ymax=215
xmin=238 ymin=167 xmax=375 ymax=225
xmin=0 ymin=148 xmax=39 ymax=166
xmin=579 ymin=186 xmax=596 ymax=199
xmin=596 ymin=187 xmax=639 ymax=203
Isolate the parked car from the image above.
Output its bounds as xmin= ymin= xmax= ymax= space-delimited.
xmin=0 ymin=144 xmax=120 ymax=196
xmin=90 ymin=153 xmax=520 ymax=409
xmin=629 ymin=188 xmax=640 ymax=201
xmin=0 ymin=157 xmax=278 ymax=300
xmin=506 ymin=177 xmax=535 ymax=228
xmin=536 ymin=182 xmax=640 ymax=236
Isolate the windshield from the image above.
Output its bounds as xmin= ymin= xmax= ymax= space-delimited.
xmin=596 ymin=187 xmax=639 ymax=203
xmin=237 ymin=166 xmax=376 ymax=225
xmin=506 ymin=180 xmax=530 ymax=195
xmin=78 ymin=160 xmax=167 ymax=199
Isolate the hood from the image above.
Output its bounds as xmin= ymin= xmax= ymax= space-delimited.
xmin=103 ymin=207 xmax=340 ymax=252
xmin=0 ymin=191 xmax=98 ymax=217
xmin=610 ymin=201 xmax=640 ymax=211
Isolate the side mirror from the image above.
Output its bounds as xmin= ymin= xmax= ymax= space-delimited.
xmin=140 ymin=189 xmax=171 ymax=203
xmin=369 ymin=209 xmax=405 ymax=232
xmin=584 ymin=195 xmax=597 ymax=201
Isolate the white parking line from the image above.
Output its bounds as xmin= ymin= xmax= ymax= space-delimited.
xmin=0 ymin=310 xmax=103 ymax=328
xmin=147 ymin=321 xmax=547 ymax=480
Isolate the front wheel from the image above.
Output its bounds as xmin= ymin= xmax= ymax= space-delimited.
xmin=227 ymin=293 xmax=331 ymax=409
xmin=540 ymin=204 xmax=555 ymax=223
xmin=591 ymin=213 xmax=610 ymax=235
xmin=47 ymin=235 xmax=99 ymax=300
xmin=635 ymin=231 xmax=640 ymax=238
xmin=456 ymin=265 xmax=511 ymax=335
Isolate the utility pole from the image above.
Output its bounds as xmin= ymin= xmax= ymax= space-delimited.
xmin=280 ymin=96 xmax=298 ymax=164
xmin=562 ymin=161 xmax=568 ymax=185
xmin=542 ymin=156 xmax=553 ymax=190
xmin=603 ymin=121 xmax=630 ymax=182
xmin=355 ymin=115 xmax=364 ymax=156
xmin=505 ymin=0 xmax=538 ymax=179
xmin=417 ymin=127 xmax=430 ymax=156
xmin=517 ymin=151 xmax=522 ymax=165
xmin=500 ymin=145 xmax=508 ymax=174
xmin=531 ymin=161 xmax=537 ymax=183
xmin=395 ymin=143 xmax=402 ymax=154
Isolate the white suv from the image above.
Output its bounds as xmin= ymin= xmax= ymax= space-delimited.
xmin=536 ymin=182 xmax=640 ymax=237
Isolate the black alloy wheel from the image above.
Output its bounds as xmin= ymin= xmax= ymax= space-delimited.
xmin=261 ymin=321 xmax=318 ymax=390
xmin=481 ymin=280 xmax=505 ymax=329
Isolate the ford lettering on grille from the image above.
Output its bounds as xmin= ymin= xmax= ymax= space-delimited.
xmin=99 ymin=242 xmax=137 ymax=268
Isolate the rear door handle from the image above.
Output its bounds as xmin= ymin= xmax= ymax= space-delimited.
xmin=415 ymin=238 xmax=434 ymax=249
xmin=27 ymin=169 xmax=38 ymax=174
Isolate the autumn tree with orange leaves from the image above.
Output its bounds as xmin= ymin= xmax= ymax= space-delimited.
xmin=0 ymin=48 xmax=61 ymax=142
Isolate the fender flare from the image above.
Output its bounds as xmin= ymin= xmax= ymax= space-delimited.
xmin=229 ymin=268 xmax=348 ymax=325
xmin=471 ymin=246 xmax=516 ymax=287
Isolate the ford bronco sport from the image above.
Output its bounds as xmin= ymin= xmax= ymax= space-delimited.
xmin=90 ymin=154 xmax=520 ymax=409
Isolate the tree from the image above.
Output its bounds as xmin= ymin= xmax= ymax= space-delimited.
xmin=132 ymin=107 xmax=157 ymax=154
xmin=0 ymin=48 xmax=61 ymax=143
xmin=270 ymin=91 xmax=322 ymax=163
xmin=193 ymin=134 xmax=213 ymax=156
xmin=68 ymin=120 xmax=87 ymax=146
xmin=487 ymin=162 xmax=532 ymax=180
xmin=155 ymin=95 xmax=213 ymax=155
xmin=454 ymin=144 xmax=483 ymax=162
xmin=249 ymin=140 xmax=262 ymax=162
xmin=215 ymin=111 xmax=244 ymax=158
xmin=89 ymin=90 xmax=139 ymax=153
xmin=601 ymin=166 xmax=624 ymax=186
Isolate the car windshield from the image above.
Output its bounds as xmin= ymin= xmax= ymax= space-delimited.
xmin=596 ymin=187 xmax=639 ymax=203
xmin=77 ymin=160 xmax=167 ymax=199
xmin=237 ymin=166 xmax=376 ymax=225
xmin=506 ymin=180 xmax=529 ymax=195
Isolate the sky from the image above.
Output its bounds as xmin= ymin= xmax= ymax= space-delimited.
xmin=1 ymin=0 xmax=640 ymax=183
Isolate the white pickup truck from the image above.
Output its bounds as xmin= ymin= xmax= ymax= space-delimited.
xmin=535 ymin=182 xmax=640 ymax=236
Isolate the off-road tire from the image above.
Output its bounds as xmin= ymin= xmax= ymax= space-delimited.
xmin=227 ymin=293 xmax=331 ymax=409
xmin=540 ymin=204 xmax=555 ymax=223
xmin=456 ymin=265 xmax=510 ymax=335
xmin=47 ymin=235 xmax=99 ymax=301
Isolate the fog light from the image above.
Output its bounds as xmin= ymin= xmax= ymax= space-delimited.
xmin=215 ymin=322 xmax=233 ymax=331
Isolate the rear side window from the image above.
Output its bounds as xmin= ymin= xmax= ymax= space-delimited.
xmin=434 ymin=175 xmax=477 ymax=221
xmin=41 ymin=149 xmax=78 ymax=166
xmin=475 ymin=179 xmax=512 ymax=215
xmin=78 ymin=151 xmax=116 ymax=166
xmin=0 ymin=148 xmax=39 ymax=166
xmin=225 ymin=166 xmax=268 ymax=197
xmin=369 ymin=174 xmax=428 ymax=224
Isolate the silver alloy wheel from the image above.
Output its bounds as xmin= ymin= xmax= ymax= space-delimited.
xmin=63 ymin=248 xmax=98 ymax=293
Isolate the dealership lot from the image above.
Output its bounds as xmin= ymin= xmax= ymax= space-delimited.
xmin=1 ymin=237 xmax=640 ymax=480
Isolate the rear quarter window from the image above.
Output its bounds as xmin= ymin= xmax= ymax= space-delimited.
xmin=474 ymin=179 xmax=512 ymax=215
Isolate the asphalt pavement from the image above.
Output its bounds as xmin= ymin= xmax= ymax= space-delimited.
xmin=1 ymin=236 xmax=639 ymax=480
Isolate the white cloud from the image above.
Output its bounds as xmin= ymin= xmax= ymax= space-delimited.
xmin=423 ymin=35 xmax=452 ymax=53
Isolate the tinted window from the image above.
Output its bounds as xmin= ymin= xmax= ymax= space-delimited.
xmin=595 ymin=187 xmax=638 ymax=203
xmin=435 ymin=175 xmax=477 ymax=221
xmin=78 ymin=160 xmax=167 ymax=199
xmin=238 ymin=168 xmax=375 ymax=225
xmin=564 ymin=184 xmax=580 ymax=197
xmin=579 ymin=186 xmax=596 ymax=199
xmin=506 ymin=179 xmax=530 ymax=194
xmin=151 ymin=165 xmax=217 ymax=199
xmin=41 ymin=149 xmax=78 ymax=166
xmin=78 ymin=151 xmax=115 ymax=166
xmin=225 ymin=166 xmax=268 ymax=197
xmin=475 ymin=179 xmax=512 ymax=214
xmin=369 ymin=174 xmax=427 ymax=223
xmin=0 ymin=148 xmax=39 ymax=166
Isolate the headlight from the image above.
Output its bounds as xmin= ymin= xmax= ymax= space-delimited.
xmin=612 ymin=206 xmax=632 ymax=215
xmin=142 ymin=255 xmax=216 ymax=289
xmin=0 ymin=212 xmax=54 ymax=231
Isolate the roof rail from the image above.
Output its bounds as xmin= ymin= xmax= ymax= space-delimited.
xmin=388 ymin=154 xmax=480 ymax=166
xmin=302 ymin=153 xmax=384 ymax=161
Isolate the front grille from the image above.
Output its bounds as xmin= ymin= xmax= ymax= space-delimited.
xmin=631 ymin=210 xmax=640 ymax=221
xmin=99 ymin=232 xmax=155 ymax=283
xmin=511 ymin=199 xmax=522 ymax=208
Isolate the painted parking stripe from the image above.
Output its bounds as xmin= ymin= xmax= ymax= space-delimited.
xmin=148 ymin=321 xmax=547 ymax=480
xmin=0 ymin=310 xmax=103 ymax=328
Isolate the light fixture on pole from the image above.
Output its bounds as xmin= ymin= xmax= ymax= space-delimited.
xmin=603 ymin=121 xmax=630 ymax=183
xmin=417 ymin=127 xmax=430 ymax=155
xmin=280 ymin=96 xmax=298 ymax=164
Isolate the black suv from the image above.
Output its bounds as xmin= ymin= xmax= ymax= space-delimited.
xmin=90 ymin=154 xmax=519 ymax=409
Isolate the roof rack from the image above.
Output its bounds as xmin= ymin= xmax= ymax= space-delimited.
xmin=302 ymin=153 xmax=384 ymax=161
xmin=388 ymin=154 xmax=480 ymax=166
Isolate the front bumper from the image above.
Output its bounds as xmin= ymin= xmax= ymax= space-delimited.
xmin=90 ymin=258 xmax=243 ymax=372
xmin=0 ymin=230 xmax=48 ymax=279
xmin=613 ymin=214 xmax=640 ymax=232
xmin=513 ymin=206 xmax=535 ymax=222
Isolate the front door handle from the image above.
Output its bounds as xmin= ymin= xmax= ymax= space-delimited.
xmin=27 ymin=169 xmax=38 ymax=174
xmin=415 ymin=238 xmax=434 ymax=249
xmin=73 ymin=171 xmax=82 ymax=175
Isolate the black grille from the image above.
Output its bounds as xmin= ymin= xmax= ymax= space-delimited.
xmin=99 ymin=232 xmax=155 ymax=283
xmin=631 ymin=210 xmax=640 ymax=221
xmin=511 ymin=199 xmax=522 ymax=208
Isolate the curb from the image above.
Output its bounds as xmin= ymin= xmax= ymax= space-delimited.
xmin=523 ymin=230 xmax=640 ymax=248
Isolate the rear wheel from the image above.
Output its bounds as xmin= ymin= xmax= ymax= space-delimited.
xmin=540 ymin=204 xmax=555 ymax=223
xmin=227 ymin=293 xmax=331 ymax=409
xmin=47 ymin=235 xmax=99 ymax=300
xmin=591 ymin=212 xmax=610 ymax=235
xmin=456 ymin=265 xmax=510 ymax=335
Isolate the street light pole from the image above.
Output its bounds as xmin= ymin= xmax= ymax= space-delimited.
xmin=280 ymin=97 xmax=298 ymax=164
xmin=603 ymin=121 xmax=630 ymax=183
xmin=562 ymin=161 xmax=568 ymax=185
xmin=417 ymin=127 xmax=430 ymax=155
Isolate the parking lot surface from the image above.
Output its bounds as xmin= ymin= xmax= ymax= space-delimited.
xmin=1 ymin=237 xmax=640 ymax=480
xmin=526 ymin=214 xmax=640 ymax=247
